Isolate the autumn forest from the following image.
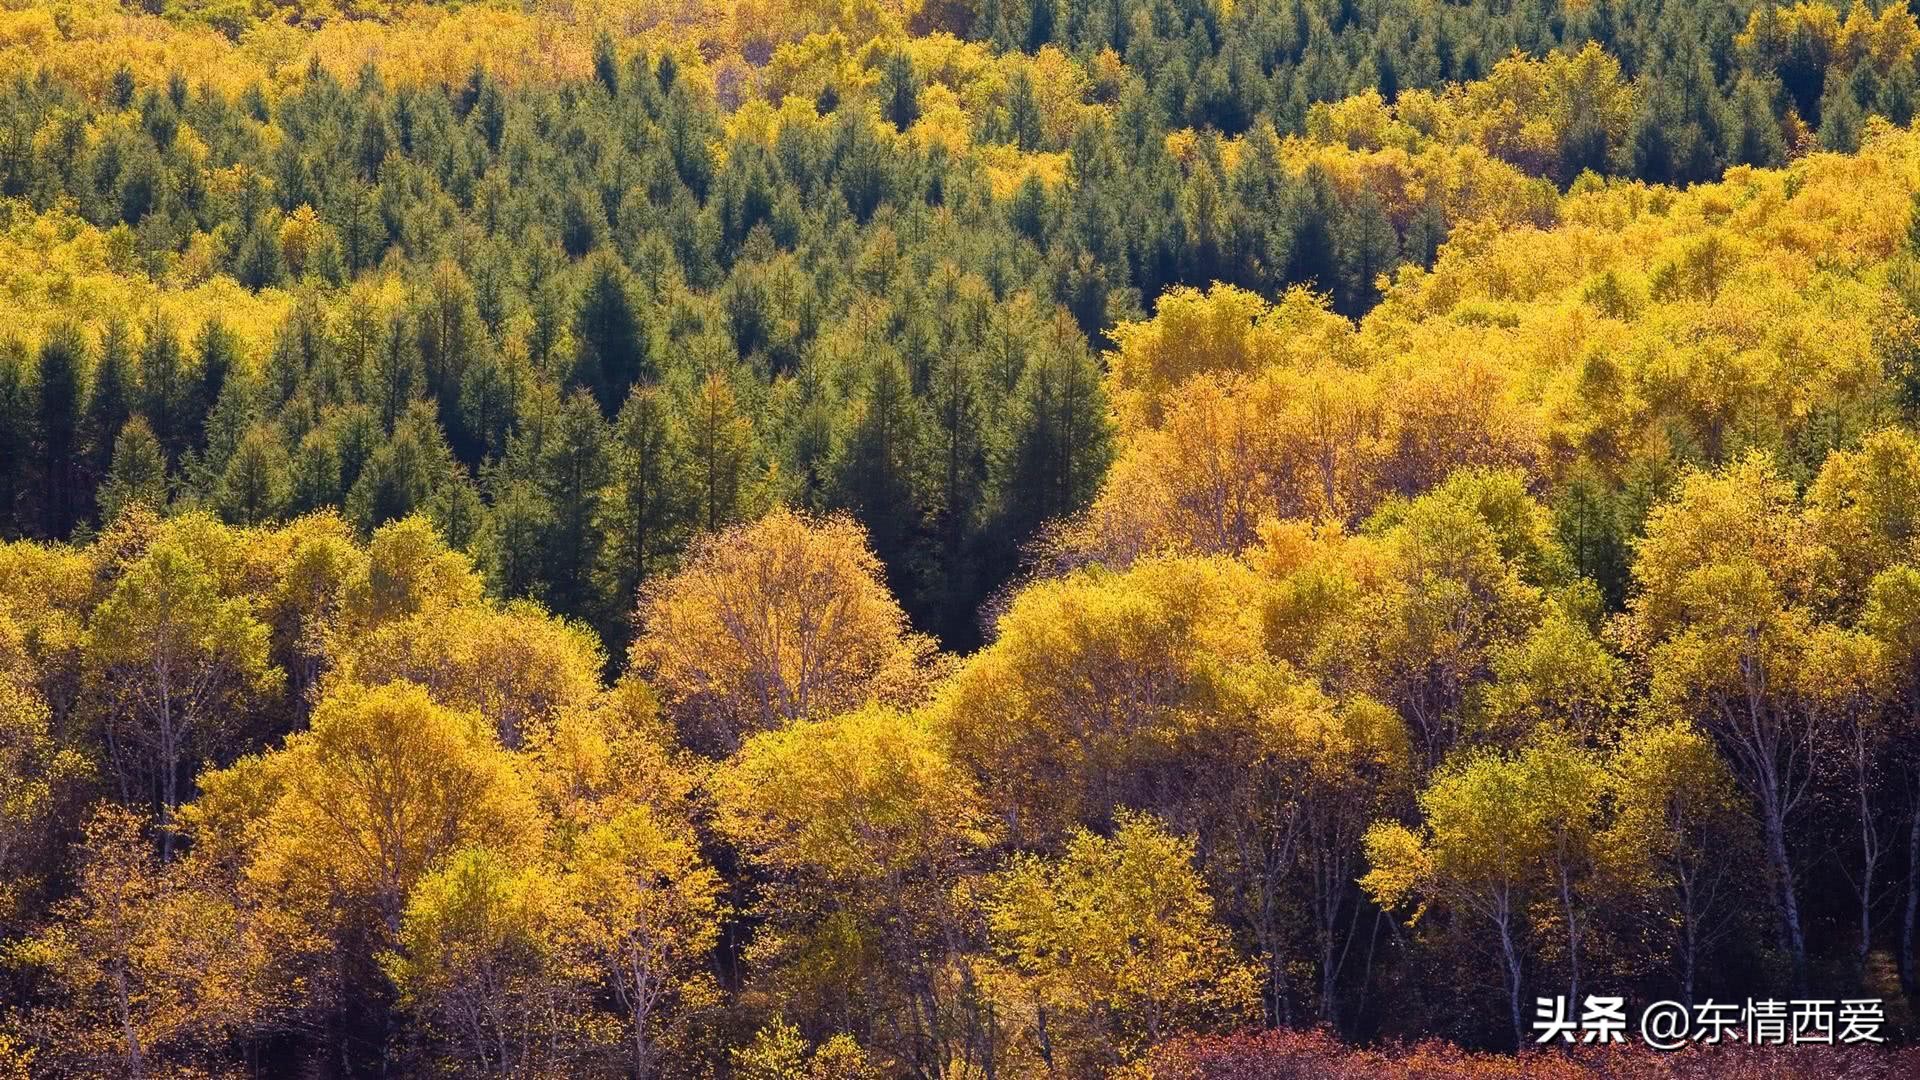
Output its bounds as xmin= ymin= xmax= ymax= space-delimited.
xmin=14 ymin=0 xmax=1920 ymax=1075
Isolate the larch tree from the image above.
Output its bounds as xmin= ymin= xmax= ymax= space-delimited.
xmin=534 ymin=390 xmax=612 ymax=618
xmin=574 ymin=252 xmax=653 ymax=415
xmin=997 ymin=313 xmax=1112 ymax=542
xmin=34 ymin=324 xmax=87 ymax=539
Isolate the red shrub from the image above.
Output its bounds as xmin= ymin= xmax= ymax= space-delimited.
xmin=1138 ymin=1028 xmax=1920 ymax=1080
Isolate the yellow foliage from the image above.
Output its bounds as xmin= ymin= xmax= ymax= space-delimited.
xmin=199 ymin=680 xmax=545 ymax=932
xmin=931 ymin=556 xmax=1265 ymax=841
xmin=1738 ymin=1 xmax=1920 ymax=77
xmin=987 ymin=812 xmax=1259 ymax=1067
xmin=332 ymin=600 xmax=605 ymax=749
xmin=632 ymin=508 xmax=937 ymax=752
xmin=979 ymin=144 xmax=1068 ymax=198
xmin=0 ymin=199 xmax=290 ymax=357
xmin=715 ymin=703 xmax=995 ymax=885
xmin=1105 ymin=283 xmax=1287 ymax=432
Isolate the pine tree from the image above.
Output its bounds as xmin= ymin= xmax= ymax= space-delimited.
xmin=881 ymin=48 xmax=922 ymax=132
xmin=997 ymin=314 xmax=1111 ymax=540
xmin=1333 ymin=189 xmax=1398 ymax=315
xmin=593 ymin=32 xmax=621 ymax=96
xmin=96 ymin=416 xmax=168 ymax=523
xmin=598 ymin=384 xmax=693 ymax=634
xmin=371 ymin=310 xmax=423 ymax=430
xmin=346 ymin=405 xmax=446 ymax=533
xmin=536 ymin=390 xmax=611 ymax=618
xmin=1287 ymin=164 xmax=1341 ymax=297
xmin=215 ymin=424 xmax=291 ymax=526
xmin=84 ymin=318 xmax=136 ymax=491
xmin=416 ymin=261 xmax=484 ymax=417
xmin=829 ymin=351 xmax=924 ymax=575
xmin=687 ymin=368 xmax=756 ymax=533
xmin=574 ymin=253 xmax=652 ymax=415
xmin=288 ymin=427 xmax=342 ymax=516
xmin=139 ymin=312 xmax=188 ymax=464
xmin=0 ymin=341 xmax=32 ymax=536
xmin=190 ymin=319 xmax=240 ymax=454
xmin=35 ymin=323 xmax=88 ymax=538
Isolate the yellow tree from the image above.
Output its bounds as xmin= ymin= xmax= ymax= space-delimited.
xmin=1862 ymin=565 xmax=1920 ymax=992
xmin=1810 ymin=429 xmax=1920 ymax=986
xmin=332 ymin=599 xmax=604 ymax=749
xmin=256 ymin=511 xmax=368 ymax=714
xmin=13 ymin=805 xmax=292 ymax=1078
xmin=1083 ymin=367 xmax=1383 ymax=561
xmin=567 ymin=806 xmax=724 ymax=1080
xmin=1103 ymin=284 xmax=1281 ymax=433
xmin=1604 ymin=721 xmax=1751 ymax=1006
xmin=186 ymin=679 xmax=547 ymax=1068
xmin=1286 ymin=693 xmax=1410 ymax=1025
xmin=632 ymin=509 xmax=935 ymax=753
xmin=0 ymin=672 xmax=88 ymax=922
xmin=1626 ymin=452 xmax=1836 ymax=983
xmin=84 ymin=526 xmax=282 ymax=858
xmin=205 ymin=681 xmax=545 ymax=940
xmin=1473 ymin=599 xmax=1626 ymax=745
xmin=385 ymin=848 xmax=607 ymax=1078
xmin=731 ymin=1019 xmax=882 ymax=1080
xmin=339 ymin=514 xmax=486 ymax=632
xmin=1807 ymin=427 xmax=1920 ymax=602
xmin=1802 ymin=626 xmax=1892 ymax=973
xmin=1325 ymin=469 xmax=1556 ymax=765
xmin=1363 ymin=749 xmax=1551 ymax=1047
xmin=523 ymin=678 xmax=695 ymax=833
xmin=932 ymin=555 xmax=1265 ymax=844
xmin=713 ymin=704 xmax=995 ymax=1072
xmin=1202 ymin=670 xmax=1410 ymax=1028
xmin=987 ymin=813 xmax=1257 ymax=1072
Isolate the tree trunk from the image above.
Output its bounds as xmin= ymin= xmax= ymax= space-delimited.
xmin=112 ymin=959 xmax=145 ymax=1080
xmin=1903 ymin=797 xmax=1920 ymax=996
xmin=158 ymin=686 xmax=177 ymax=863
xmin=1762 ymin=793 xmax=1807 ymax=988
xmin=1857 ymin=732 xmax=1878 ymax=974
xmin=1680 ymin=876 xmax=1699 ymax=1009
xmin=1493 ymin=889 xmax=1524 ymax=1048
xmin=1558 ymin=863 xmax=1582 ymax=1008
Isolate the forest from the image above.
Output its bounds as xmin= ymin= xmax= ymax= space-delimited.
xmin=14 ymin=0 xmax=1920 ymax=1074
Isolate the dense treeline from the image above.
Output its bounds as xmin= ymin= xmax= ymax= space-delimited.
xmin=11 ymin=0 xmax=1920 ymax=1075
xmin=9 ymin=0 xmax=1920 ymax=650
xmin=2 ymin=41 xmax=1128 ymax=648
